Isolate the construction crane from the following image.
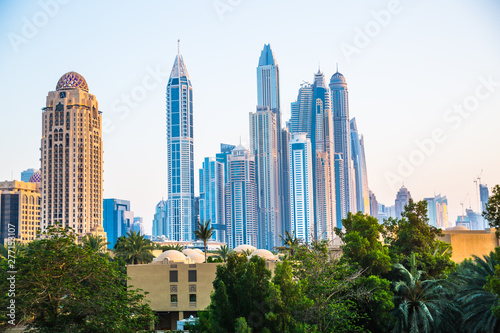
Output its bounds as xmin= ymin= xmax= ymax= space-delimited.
xmin=473 ymin=169 xmax=483 ymax=212
xmin=460 ymin=193 xmax=469 ymax=225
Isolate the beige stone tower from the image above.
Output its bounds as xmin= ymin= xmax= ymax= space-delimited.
xmin=40 ymin=72 xmax=104 ymax=238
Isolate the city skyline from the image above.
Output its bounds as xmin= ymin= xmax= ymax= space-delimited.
xmin=1 ymin=1 xmax=500 ymax=233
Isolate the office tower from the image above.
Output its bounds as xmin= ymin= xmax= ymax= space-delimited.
xmin=103 ymin=199 xmax=134 ymax=248
xmin=132 ymin=216 xmax=144 ymax=235
xmin=152 ymin=199 xmax=168 ymax=239
xmin=0 ymin=181 xmax=41 ymax=244
xmin=480 ymin=184 xmax=489 ymax=214
xmin=21 ymin=169 xmax=38 ymax=182
xmin=350 ymin=118 xmax=370 ymax=213
xmin=166 ymin=43 xmax=195 ymax=241
xmin=251 ymin=44 xmax=282 ymax=250
xmin=369 ymin=190 xmax=378 ymax=219
xmin=40 ymin=72 xmax=104 ymax=238
xmin=280 ymin=126 xmax=291 ymax=234
xmin=225 ymin=145 xmax=258 ymax=248
xmin=289 ymin=133 xmax=315 ymax=243
xmin=334 ymin=153 xmax=345 ymax=229
xmin=395 ymin=185 xmax=412 ymax=218
xmin=216 ymin=143 xmax=236 ymax=185
xmin=330 ymin=70 xmax=354 ymax=217
xmin=466 ymin=208 xmax=483 ymax=230
xmin=290 ymin=83 xmax=313 ymax=135
xmin=424 ymin=194 xmax=448 ymax=228
xmin=199 ymin=157 xmax=225 ymax=242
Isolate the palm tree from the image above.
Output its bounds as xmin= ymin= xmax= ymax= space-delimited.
xmin=82 ymin=234 xmax=109 ymax=254
xmin=194 ymin=220 xmax=214 ymax=263
xmin=277 ymin=230 xmax=300 ymax=258
xmin=159 ymin=244 xmax=184 ymax=252
xmin=113 ymin=231 xmax=155 ymax=265
xmin=391 ymin=253 xmax=457 ymax=333
xmin=216 ymin=245 xmax=232 ymax=262
xmin=0 ymin=241 xmax=26 ymax=260
xmin=450 ymin=252 xmax=499 ymax=333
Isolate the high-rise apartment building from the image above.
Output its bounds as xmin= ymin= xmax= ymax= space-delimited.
xmin=350 ymin=118 xmax=370 ymax=214
xmin=40 ymin=72 xmax=104 ymax=238
xmin=166 ymin=44 xmax=195 ymax=241
xmin=424 ymin=194 xmax=448 ymax=228
xmin=103 ymin=198 xmax=134 ymax=248
xmin=199 ymin=157 xmax=225 ymax=242
xmin=368 ymin=190 xmax=378 ymax=219
xmin=330 ymin=71 xmax=354 ymax=218
xmin=280 ymin=126 xmax=292 ymax=234
xmin=289 ymin=133 xmax=315 ymax=243
xmin=334 ymin=153 xmax=345 ymax=229
xmin=216 ymin=143 xmax=236 ymax=185
xmin=0 ymin=181 xmax=41 ymax=244
xmin=395 ymin=185 xmax=412 ymax=218
xmin=152 ymin=199 xmax=168 ymax=239
xmin=251 ymin=44 xmax=282 ymax=250
xmin=225 ymin=145 xmax=258 ymax=248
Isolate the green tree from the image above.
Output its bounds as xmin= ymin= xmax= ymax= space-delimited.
xmin=158 ymin=243 xmax=184 ymax=252
xmin=276 ymin=231 xmax=300 ymax=258
xmin=194 ymin=220 xmax=214 ymax=263
xmin=216 ymin=244 xmax=232 ymax=262
xmin=114 ymin=230 xmax=155 ymax=265
xmin=235 ymin=317 xmax=252 ymax=333
xmin=452 ymin=251 xmax=499 ymax=332
xmin=0 ymin=225 xmax=155 ymax=332
xmin=484 ymin=185 xmax=500 ymax=238
xmin=391 ymin=254 xmax=458 ymax=333
xmin=81 ymin=234 xmax=109 ymax=254
xmin=384 ymin=199 xmax=455 ymax=278
xmin=336 ymin=212 xmax=391 ymax=276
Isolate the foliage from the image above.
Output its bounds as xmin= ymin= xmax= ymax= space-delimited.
xmin=484 ymin=185 xmax=500 ymax=238
xmin=81 ymin=234 xmax=109 ymax=254
xmin=391 ymin=254 xmax=458 ymax=333
xmin=207 ymin=256 xmax=223 ymax=263
xmin=216 ymin=244 xmax=232 ymax=262
xmin=114 ymin=230 xmax=155 ymax=265
xmin=383 ymin=199 xmax=455 ymax=279
xmin=194 ymin=220 xmax=214 ymax=263
xmin=450 ymin=251 xmax=499 ymax=332
xmin=0 ymin=225 xmax=155 ymax=332
xmin=235 ymin=317 xmax=252 ymax=333
xmin=336 ymin=212 xmax=391 ymax=276
xmin=158 ymin=244 xmax=184 ymax=252
xmin=276 ymin=231 xmax=300 ymax=258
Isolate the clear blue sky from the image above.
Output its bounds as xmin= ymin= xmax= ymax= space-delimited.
xmin=1 ymin=0 xmax=499 ymax=233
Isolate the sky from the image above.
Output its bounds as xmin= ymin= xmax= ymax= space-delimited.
xmin=1 ymin=0 xmax=499 ymax=234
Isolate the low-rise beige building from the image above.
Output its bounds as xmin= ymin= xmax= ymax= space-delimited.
xmin=439 ymin=226 xmax=499 ymax=263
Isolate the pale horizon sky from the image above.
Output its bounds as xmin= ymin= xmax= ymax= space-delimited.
xmin=1 ymin=0 xmax=499 ymax=234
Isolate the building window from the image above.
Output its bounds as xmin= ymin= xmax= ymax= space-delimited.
xmin=169 ymin=270 xmax=178 ymax=283
xmin=188 ymin=270 xmax=197 ymax=282
xmin=171 ymin=294 xmax=178 ymax=307
xmin=189 ymin=294 xmax=196 ymax=307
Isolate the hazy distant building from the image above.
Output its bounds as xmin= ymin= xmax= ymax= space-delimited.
xmin=395 ymin=186 xmax=412 ymax=218
xmin=133 ymin=216 xmax=144 ymax=235
xmin=424 ymin=194 xmax=448 ymax=228
xmin=330 ymin=71 xmax=354 ymax=217
xmin=103 ymin=199 xmax=134 ymax=248
xmin=0 ymin=181 xmax=41 ymax=244
xmin=166 ymin=44 xmax=195 ymax=241
xmin=40 ymin=72 xmax=104 ymax=239
xmin=225 ymin=145 xmax=258 ymax=248
xmin=199 ymin=157 xmax=225 ymax=242
xmin=21 ymin=169 xmax=37 ymax=182
xmin=251 ymin=44 xmax=282 ymax=250
xmin=480 ymin=184 xmax=489 ymax=215
xmin=466 ymin=208 xmax=484 ymax=230
xmin=152 ymin=199 xmax=168 ymax=239
xmin=350 ymin=118 xmax=370 ymax=213
xmin=289 ymin=133 xmax=315 ymax=243
xmin=369 ymin=190 xmax=378 ymax=219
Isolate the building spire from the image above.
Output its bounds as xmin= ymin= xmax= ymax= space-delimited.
xmin=178 ymin=39 xmax=180 ymax=58
xmin=336 ymin=62 xmax=339 ymax=73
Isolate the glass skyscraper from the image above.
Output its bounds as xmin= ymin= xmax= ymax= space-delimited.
xmin=103 ymin=199 xmax=133 ymax=249
xmin=166 ymin=44 xmax=195 ymax=241
xmin=330 ymin=71 xmax=355 ymax=220
xmin=199 ymin=157 xmax=225 ymax=242
xmin=289 ymin=133 xmax=314 ymax=244
xmin=152 ymin=199 xmax=168 ymax=239
xmin=350 ymin=118 xmax=370 ymax=214
xmin=225 ymin=145 xmax=258 ymax=248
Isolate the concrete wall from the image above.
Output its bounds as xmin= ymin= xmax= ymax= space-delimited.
xmin=439 ymin=228 xmax=499 ymax=263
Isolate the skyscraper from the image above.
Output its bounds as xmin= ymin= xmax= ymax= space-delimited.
xmin=350 ymin=118 xmax=370 ymax=214
xmin=152 ymin=199 xmax=168 ymax=239
xmin=133 ymin=216 xmax=144 ymax=235
xmin=21 ymin=169 xmax=38 ymax=182
xmin=334 ymin=153 xmax=345 ymax=229
xmin=251 ymin=44 xmax=282 ymax=250
xmin=225 ymin=145 xmax=258 ymax=248
xmin=480 ymin=184 xmax=489 ymax=214
xmin=103 ymin=199 xmax=134 ymax=248
xmin=199 ymin=157 xmax=225 ymax=242
xmin=368 ymin=190 xmax=378 ymax=219
xmin=424 ymin=194 xmax=448 ymax=228
xmin=289 ymin=133 xmax=315 ymax=243
xmin=280 ymin=126 xmax=292 ymax=234
xmin=330 ymin=70 xmax=354 ymax=218
xmin=216 ymin=143 xmax=236 ymax=185
xmin=40 ymin=72 xmax=104 ymax=238
xmin=166 ymin=43 xmax=195 ymax=241
xmin=395 ymin=185 xmax=412 ymax=218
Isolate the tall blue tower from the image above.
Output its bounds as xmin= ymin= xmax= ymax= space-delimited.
xmin=166 ymin=41 xmax=195 ymax=241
